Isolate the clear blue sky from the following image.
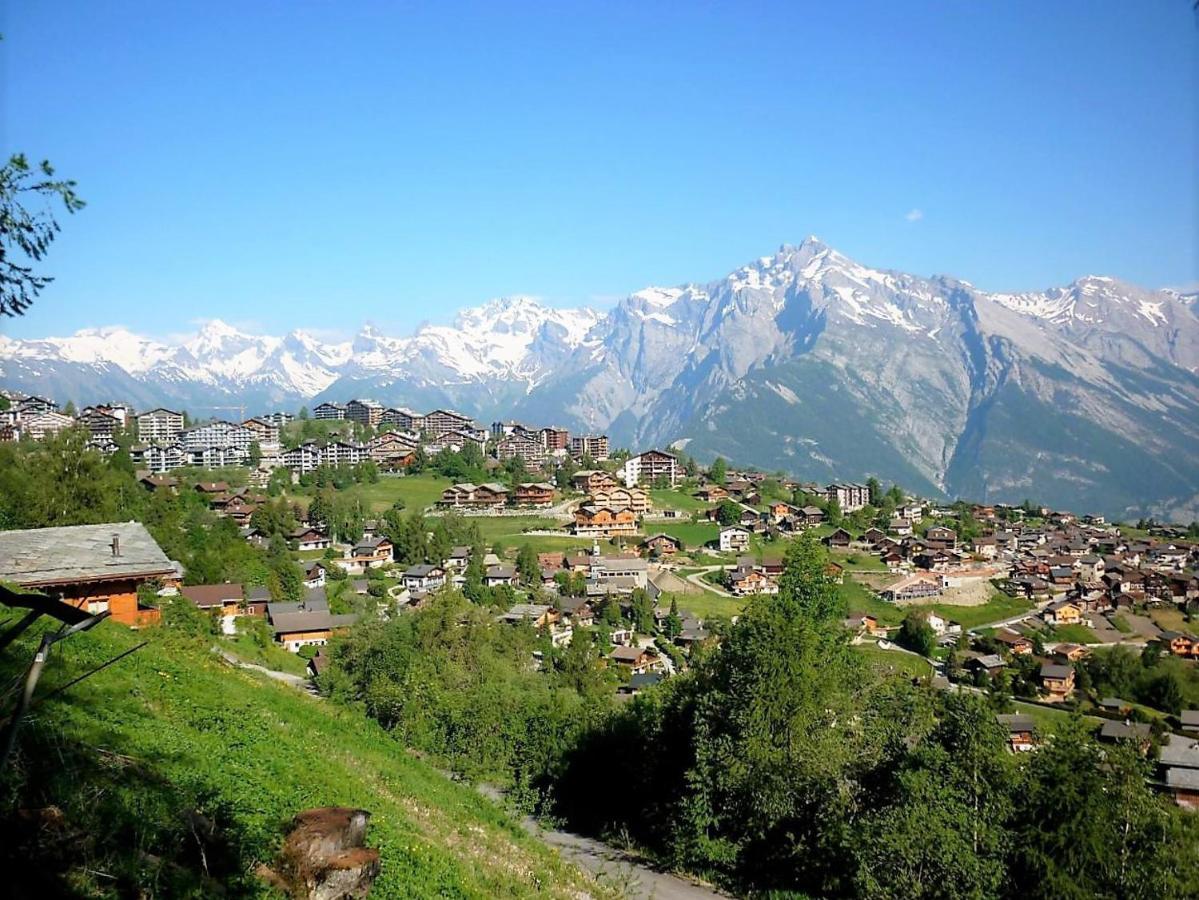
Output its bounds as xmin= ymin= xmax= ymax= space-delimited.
xmin=2 ymin=1 xmax=1196 ymax=339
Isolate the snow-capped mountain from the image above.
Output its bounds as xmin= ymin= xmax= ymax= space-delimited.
xmin=3 ymin=241 xmax=1197 ymax=519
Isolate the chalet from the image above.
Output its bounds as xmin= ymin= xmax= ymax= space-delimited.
xmin=499 ymin=603 xmax=558 ymax=628
xmin=729 ymin=567 xmax=779 ymax=597
xmin=555 ymin=596 xmax=595 ymax=628
xmin=888 ymin=518 xmax=914 ymax=537
xmin=996 ymin=713 xmax=1037 ymax=752
xmin=245 ymin=585 xmax=272 ymax=616
xmin=270 ymin=606 xmax=357 ymax=652
xmin=967 ymin=654 xmax=1007 ymax=678
xmin=444 ymin=545 xmax=473 ymax=572
xmin=1099 ymin=720 xmax=1152 ymax=749
xmin=843 ymin=614 xmax=881 ymax=635
xmin=1039 ymin=663 xmax=1076 ymax=701
xmin=1159 ymin=631 xmax=1196 ymax=659
xmin=291 ymin=528 xmax=331 ymax=553
xmin=863 ymin=527 xmax=888 ymax=547
xmin=767 ymin=501 xmax=797 ymax=522
xmin=589 ymin=485 xmax=651 ymax=515
xmin=403 ymin=564 xmax=446 ymax=592
xmin=798 ymin=506 xmax=825 ymax=526
xmin=618 ymin=672 xmax=665 ymax=696
xmin=0 ymin=523 xmax=175 ymax=627
xmin=992 ymin=628 xmax=1034 ymax=655
xmin=825 ymin=561 xmax=845 ymax=584
xmin=925 ymin=526 xmax=958 ymax=550
xmin=719 ymin=526 xmax=751 ymax=553
xmin=571 ymin=470 xmax=618 ymax=493
xmin=438 ymin=482 xmax=509 ymax=509
xmin=485 ymin=565 xmax=518 ymax=587
xmin=824 ymin=528 xmax=852 ymax=549
xmin=608 ymin=645 xmax=661 ymax=675
xmin=880 ymin=574 xmax=943 ymax=603
xmin=695 ymin=485 xmax=729 ymax=503
xmin=572 ymin=505 xmax=638 ymax=537
xmin=1045 ymin=599 xmax=1083 ymax=626
xmin=181 ymin=583 xmax=244 ymax=634
xmin=1053 ymin=643 xmax=1090 ymax=663
xmin=513 ymin=482 xmax=555 ymax=508
xmin=347 ymin=537 xmax=393 ymax=569
xmin=641 ymin=533 xmax=683 ymax=557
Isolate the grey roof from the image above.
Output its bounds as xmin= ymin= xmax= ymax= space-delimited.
xmin=0 ymin=522 xmax=176 ymax=587
xmin=1159 ymin=734 xmax=1199 ymax=769
xmin=1181 ymin=710 xmax=1199 ymax=727
xmin=246 ymin=585 xmax=271 ymax=601
xmin=500 ymin=603 xmax=551 ymax=621
xmin=1166 ymin=767 xmax=1199 ymax=790
xmin=270 ymin=610 xmax=358 ymax=635
xmin=1100 ymin=720 xmax=1151 ymax=741
xmin=1040 ymin=663 xmax=1073 ymax=679
xmin=996 ymin=713 xmax=1036 ymax=733
xmin=404 ymin=564 xmax=443 ymax=578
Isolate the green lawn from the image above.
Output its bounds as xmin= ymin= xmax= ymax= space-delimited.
xmin=926 ymin=594 xmax=1034 ymax=630
xmin=351 ymin=474 xmax=454 ymax=512
xmin=668 ymin=590 xmax=745 ymax=620
xmin=838 ymin=576 xmax=905 ymax=626
xmin=1110 ymin=614 xmax=1133 ymax=634
xmin=1049 ymin=623 xmax=1101 ymax=644
xmin=654 ymin=521 xmax=721 ymax=549
xmin=650 ymin=489 xmax=713 ymax=514
xmin=0 ymin=622 xmax=609 ymax=898
xmin=221 ymin=632 xmax=311 ymax=676
xmin=829 ymin=549 xmax=888 ymax=573
xmin=853 ymin=643 xmax=934 ymax=679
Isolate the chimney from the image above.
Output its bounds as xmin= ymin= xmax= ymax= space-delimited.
xmin=111 ymin=533 xmax=121 ymax=557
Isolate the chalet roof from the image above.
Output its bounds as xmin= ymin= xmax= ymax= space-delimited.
xmin=995 ymin=713 xmax=1036 ymax=733
xmin=500 ymin=603 xmax=551 ymax=621
xmin=404 ymin=564 xmax=443 ymax=578
xmin=0 ymin=522 xmax=176 ymax=588
xmin=181 ymin=583 xmax=244 ymax=607
xmin=1100 ymin=720 xmax=1151 ymax=741
xmin=610 ymin=645 xmax=647 ymax=662
xmin=1040 ymin=663 xmax=1073 ymax=679
xmin=270 ymin=610 xmax=358 ymax=635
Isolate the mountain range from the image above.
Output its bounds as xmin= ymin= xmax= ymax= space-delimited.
xmin=3 ymin=238 xmax=1198 ymax=521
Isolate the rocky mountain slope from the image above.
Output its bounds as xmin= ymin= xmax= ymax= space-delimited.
xmin=3 ymin=240 xmax=1197 ymax=519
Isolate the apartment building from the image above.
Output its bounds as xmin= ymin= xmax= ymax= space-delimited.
xmin=136 ymin=408 xmax=185 ymax=444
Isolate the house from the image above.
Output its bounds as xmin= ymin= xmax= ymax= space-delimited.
xmin=843 ymin=614 xmax=881 ymax=635
xmin=1039 ymin=663 xmax=1076 ymax=700
xmin=967 ymin=654 xmax=1007 ymax=678
xmin=345 ymin=537 xmax=393 ymax=569
xmin=925 ymin=526 xmax=958 ymax=550
xmin=589 ymin=486 xmax=652 ymax=515
xmin=1053 ymin=643 xmax=1090 ymax=663
xmin=403 ymin=564 xmax=446 ymax=592
xmin=1099 ymin=720 xmax=1152 ymax=749
xmin=513 ymin=482 xmax=556 ymax=508
xmin=499 ymin=603 xmax=559 ymax=628
xmin=571 ymin=470 xmax=618 ymax=493
xmin=996 ymin=713 xmax=1038 ymax=752
xmin=695 ymin=485 xmax=729 ymax=503
xmin=1158 ymin=631 xmax=1196 ymax=659
xmin=438 ymin=482 xmax=509 ymax=509
xmin=728 ymin=567 xmax=779 ymax=597
xmin=485 ymin=565 xmax=517 ymax=587
xmin=572 ymin=505 xmax=638 ymax=537
xmin=888 ymin=518 xmax=914 ymax=537
xmin=880 ymin=574 xmax=944 ymax=603
xmin=618 ymin=672 xmax=665 ymax=696
xmin=1044 ymin=599 xmax=1083 ymax=626
xmin=608 ymin=645 xmax=662 ymax=675
xmin=719 ymin=526 xmax=751 ymax=553
xmin=824 ymin=528 xmax=852 ymax=549
xmin=304 ymin=562 xmax=329 ymax=588
xmin=270 ymin=607 xmax=358 ymax=652
xmin=621 ymin=450 xmax=680 ymax=487
xmin=641 ymin=533 xmax=683 ymax=557
xmin=0 ymin=522 xmax=175 ymax=627
xmin=181 ymin=583 xmax=244 ymax=634
xmin=992 ymin=628 xmax=1034 ymax=655
xmin=244 ymin=585 xmax=271 ymax=616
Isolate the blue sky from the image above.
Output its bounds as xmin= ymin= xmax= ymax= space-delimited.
xmin=2 ymin=1 xmax=1195 ymax=339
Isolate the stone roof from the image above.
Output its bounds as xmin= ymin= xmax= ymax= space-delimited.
xmin=0 ymin=522 xmax=176 ymax=588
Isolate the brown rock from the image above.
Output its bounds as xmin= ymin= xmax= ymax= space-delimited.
xmin=275 ymin=807 xmax=380 ymax=899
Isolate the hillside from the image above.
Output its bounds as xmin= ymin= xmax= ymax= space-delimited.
xmin=0 ymin=621 xmax=607 ymax=899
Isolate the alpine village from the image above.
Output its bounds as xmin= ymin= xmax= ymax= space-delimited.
xmin=1 ymin=388 xmax=1199 ymax=897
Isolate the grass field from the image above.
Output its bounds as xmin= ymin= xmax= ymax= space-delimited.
xmin=221 ymin=631 xmax=311 ymax=676
xmin=353 ymin=474 xmax=454 ymax=512
xmin=853 ymin=643 xmax=934 ymax=679
xmin=0 ymin=622 xmax=609 ymax=898
xmin=668 ymin=591 xmax=745 ymax=620
xmin=829 ymin=549 xmax=889 ymax=573
xmin=1149 ymin=606 xmax=1191 ymax=634
xmin=928 ymin=594 xmax=1034 ymax=630
xmin=650 ymin=489 xmax=712 ymax=514
xmin=838 ymin=576 xmax=906 ymax=626
xmin=653 ymin=521 xmax=721 ymax=549
xmin=1049 ymin=623 xmax=1100 ymax=644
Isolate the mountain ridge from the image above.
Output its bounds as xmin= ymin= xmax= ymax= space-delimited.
xmin=3 ymin=239 xmax=1197 ymax=519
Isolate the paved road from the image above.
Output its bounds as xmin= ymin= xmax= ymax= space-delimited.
xmin=215 ymin=648 xmax=314 ymax=691
xmin=683 ymin=565 xmax=735 ymax=598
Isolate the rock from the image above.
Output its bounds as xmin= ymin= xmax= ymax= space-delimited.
xmin=274 ymin=807 xmax=380 ymax=899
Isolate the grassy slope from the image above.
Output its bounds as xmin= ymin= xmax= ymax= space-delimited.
xmin=0 ymin=623 xmax=604 ymax=899
xmin=347 ymin=474 xmax=454 ymax=513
